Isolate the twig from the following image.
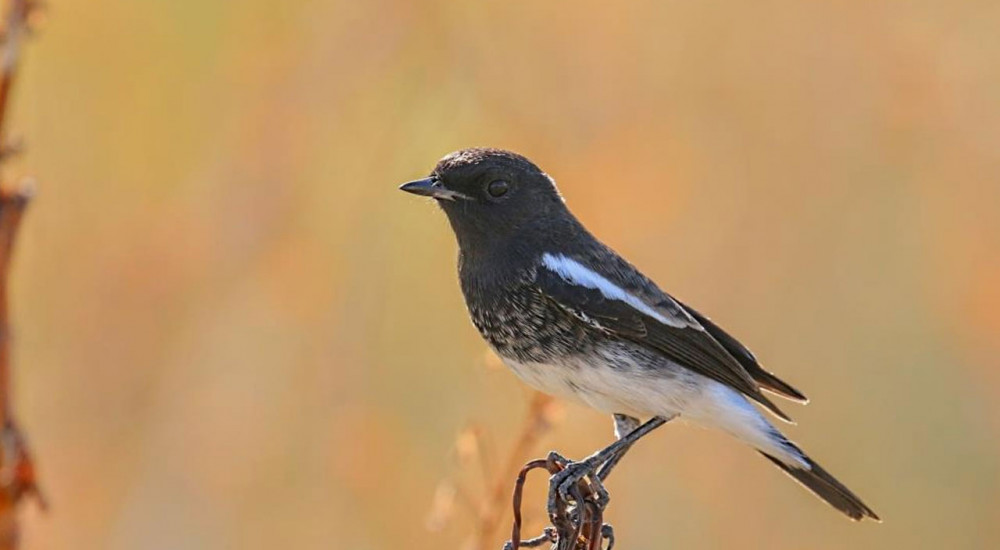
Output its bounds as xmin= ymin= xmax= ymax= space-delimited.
xmin=504 ymin=451 xmax=617 ymax=550
xmin=505 ymin=459 xmax=549 ymax=549
xmin=425 ymin=391 xmax=560 ymax=548
xmin=0 ymin=0 xmax=44 ymax=548
xmin=474 ymin=392 xmax=557 ymax=548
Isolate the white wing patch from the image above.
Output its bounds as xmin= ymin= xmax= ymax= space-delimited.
xmin=540 ymin=252 xmax=689 ymax=328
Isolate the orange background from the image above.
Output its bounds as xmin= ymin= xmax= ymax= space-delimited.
xmin=6 ymin=1 xmax=1000 ymax=548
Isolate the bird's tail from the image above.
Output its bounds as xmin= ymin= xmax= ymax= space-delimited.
xmin=760 ymin=439 xmax=880 ymax=522
xmin=691 ymin=383 xmax=879 ymax=521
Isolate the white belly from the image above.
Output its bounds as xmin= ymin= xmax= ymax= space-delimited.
xmin=503 ymin=351 xmax=699 ymax=419
xmin=502 ymin=350 xmax=805 ymax=466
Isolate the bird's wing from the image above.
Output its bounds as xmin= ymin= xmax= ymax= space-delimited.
xmin=535 ymin=252 xmax=792 ymax=422
xmin=678 ymin=302 xmax=807 ymax=403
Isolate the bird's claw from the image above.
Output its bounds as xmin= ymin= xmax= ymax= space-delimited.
xmin=601 ymin=524 xmax=615 ymax=550
xmin=546 ymin=450 xmax=569 ymax=468
xmin=548 ymin=454 xmax=611 ymax=515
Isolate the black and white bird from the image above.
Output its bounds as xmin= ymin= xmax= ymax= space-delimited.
xmin=400 ymin=148 xmax=879 ymax=522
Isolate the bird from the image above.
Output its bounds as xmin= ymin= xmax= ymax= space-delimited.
xmin=399 ymin=147 xmax=879 ymax=522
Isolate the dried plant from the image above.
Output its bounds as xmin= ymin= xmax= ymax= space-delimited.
xmin=427 ymin=378 xmax=564 ymax=550
xmin=0 ymin=0 xmax=45 ymax=548
xmin=503 ymin=455 xmax=612 ymax=550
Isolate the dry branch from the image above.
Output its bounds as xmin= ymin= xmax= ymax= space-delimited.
xmin=503 ymin=455 xmax=614 ymax=550
xmin=426 ymin=390 xmax=562 ymax=550
xmin=474 ymin=392 xmax=558 ymax=549
xmin=0 ymin=0 xmax=44 ymax=547
xmin=502 ymin=415 xmax=672 ymax=548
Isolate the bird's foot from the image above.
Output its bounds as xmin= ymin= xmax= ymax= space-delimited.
xmin=545 ymin=451 xmax=612 ymax=520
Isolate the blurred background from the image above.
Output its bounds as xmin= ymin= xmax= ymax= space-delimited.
xmin=5 ymin=0 xmax=999 ymax=548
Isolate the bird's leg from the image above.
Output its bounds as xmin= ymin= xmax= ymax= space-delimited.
xmin=596 ymin=414 xmax=642 ymax=482
xmin=590 ymin=414 xmax=676 ymax=506
xmin=549 ymin=415 xmax=673 ymax=515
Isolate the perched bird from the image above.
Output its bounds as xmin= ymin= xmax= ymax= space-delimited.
xmin=400 ymin=148 xmax=879 ymax=522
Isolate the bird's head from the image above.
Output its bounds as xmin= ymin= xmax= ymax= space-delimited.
xmin=399 ymin=148 xmax=570 ymax=254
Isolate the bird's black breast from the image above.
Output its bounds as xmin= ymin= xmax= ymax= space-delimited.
xmin=460 ymin=266 xmax=597 ymax=364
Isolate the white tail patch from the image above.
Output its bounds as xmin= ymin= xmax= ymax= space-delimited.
xmin=686 ymin=382 xmax=810 ymax=469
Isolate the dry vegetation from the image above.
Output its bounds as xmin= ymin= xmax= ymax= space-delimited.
xmin=427 ymin=392 xmax=563 ymax=550
xmin=0 ymin=0 xmax=44 ymax=547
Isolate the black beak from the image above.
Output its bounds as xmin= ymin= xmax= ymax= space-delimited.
xmin=398 ymin=177 xmax=471 ymax=201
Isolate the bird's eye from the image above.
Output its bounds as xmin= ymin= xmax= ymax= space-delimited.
xmin=487 ymin=180 xmax=509 ymax=198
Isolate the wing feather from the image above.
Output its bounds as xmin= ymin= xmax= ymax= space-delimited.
xmin=679 ymin=302 xmax=807 ymax=403
xmin=536 ymin=256 xmax=792 ymax=422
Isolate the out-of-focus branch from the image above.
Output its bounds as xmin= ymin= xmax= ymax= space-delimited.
xmin=426 ymin=388 xmax=562 ymax=550
xmin=474 ymin=392 xmax=557 ymax=549
xmin=0 ymin=0 xmax=34 ymax=135
xmin=0 ymin=0 xmax=45 ymax=548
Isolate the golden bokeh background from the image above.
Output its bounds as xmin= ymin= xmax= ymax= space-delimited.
xmin=6 ymin=0 xmax=999 ymax=548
